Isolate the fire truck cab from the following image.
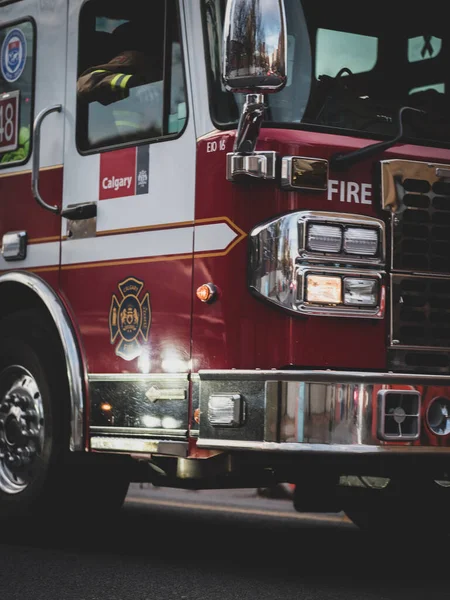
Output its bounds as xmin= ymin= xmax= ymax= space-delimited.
xmin=0 ymin=0 xmax=450 ymax=533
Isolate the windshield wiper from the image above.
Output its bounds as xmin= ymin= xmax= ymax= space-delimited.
xmin=330 ymin=106 xmax=426 ymax=170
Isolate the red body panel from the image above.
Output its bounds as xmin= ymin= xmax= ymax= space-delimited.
xmin=60 ymin=258 xmax=193 ymax=374
xmin=0 ymin=167 xmax=62 ymax=245
xmin=192 ymin=129 xmax=450 ymax=371
xmin=0 ymin=167 xmax=62 ymax=291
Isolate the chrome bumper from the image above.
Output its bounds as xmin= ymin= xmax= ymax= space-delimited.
xmin=196 ymin=370 xmax=450 ymax=454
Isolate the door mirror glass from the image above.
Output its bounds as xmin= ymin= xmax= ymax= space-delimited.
xmin=222 ymin=0 xmax=287 ymax=94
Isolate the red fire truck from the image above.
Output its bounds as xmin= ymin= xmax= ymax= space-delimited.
xmin=0 ymin=0 xmax=449 ymax=532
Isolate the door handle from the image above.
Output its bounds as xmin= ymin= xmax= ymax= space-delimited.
xmin=31 ymin=104 xmax=62 ymax=214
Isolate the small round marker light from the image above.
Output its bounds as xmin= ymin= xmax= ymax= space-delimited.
xmin=101 ymin=403 xmax=112 ymax=412
xmin=196 ymin=283 xmax=218 ymax=303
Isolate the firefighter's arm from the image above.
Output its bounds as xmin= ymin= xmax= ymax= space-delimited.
xmin=77 ymin=70 xmax=142 ymax=105
xmin=77 ymin=51 xmax=151 ymax=106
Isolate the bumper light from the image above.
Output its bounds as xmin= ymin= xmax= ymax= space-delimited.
xmin=344 ymin=278 xmax=378 ymax=306
xmin=306 ymin=275 xmax=342 ymax=304
xmin=344 ymin=227 xmax=378 ymax=256
xmin=208 ymin=394 xmax=244 ymax=427
xmin=307 ymin=224 xmax=342 ymax=253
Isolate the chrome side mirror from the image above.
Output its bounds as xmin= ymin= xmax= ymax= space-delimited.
xmin=222 ymin=0 xmax=287 ymax=181
xmin=222 ymin=0 xmax=287 ymax=94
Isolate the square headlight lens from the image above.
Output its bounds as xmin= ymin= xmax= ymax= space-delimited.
xmin=344 ymin=227 xmax=378 ymax=256
xmin=307 ymin=224 xmax=342 ymax=253
xmin=306 ymin=275 xmax=342 ymax=304
xmin=344 ymin=278 xmax=378 ymax=306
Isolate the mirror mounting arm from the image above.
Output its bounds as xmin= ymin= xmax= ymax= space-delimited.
xmin=234 ymin=93 xmax=266 ymax=155
xmin=227 ymin=93 xmax=277 ymax=182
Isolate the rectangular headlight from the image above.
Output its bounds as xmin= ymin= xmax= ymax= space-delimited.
xmin=344 ymin=227 xmax=378 ymax=256
xmin=306 ymin=275 xmax=342 ymax=304
xmin=344 ymin=278 xmax=378 ymax=306
xmin=307 ymin=224 xmax=342 ymax=253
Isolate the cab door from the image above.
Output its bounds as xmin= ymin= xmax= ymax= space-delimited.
xmin=60 ymin=0 xmax=196 ymax=442
xmin=0 ymin=0 xmax=67 ymax=287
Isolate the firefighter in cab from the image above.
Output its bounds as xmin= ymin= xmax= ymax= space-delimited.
xmin=77 ymin=20 xmax=164 ymax=139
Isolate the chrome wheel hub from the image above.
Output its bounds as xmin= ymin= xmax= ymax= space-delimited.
xmin=0 ymin=366 xmax=44 ymax=494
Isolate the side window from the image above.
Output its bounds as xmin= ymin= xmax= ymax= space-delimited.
xmin=76 ymin=0 xmax=187 ymax=152
xmin=315 ymin=28 xmax=378 ymax=78
xmin=0 ymin=20 xmax=34 ymax=167
xmin=408 ymin=35 xmax=442 ymax=63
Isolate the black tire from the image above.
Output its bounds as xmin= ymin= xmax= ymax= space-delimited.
xmin=343 ymin=478 xmax=450 ymax=535
xmin=0 ymin=309 xmax=129 ymax=518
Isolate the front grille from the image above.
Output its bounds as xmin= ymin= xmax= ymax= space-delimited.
xmin=382 ymin=162 xmax=450 ymax=370
xmin=381 ymin=160 xmax=450 ymax=274
xmin=377 ymin=390 xmax=420 ymax=441
xmin=392 ymin=275 xmax=450 ymax=348
xmin=393 ymin=180 xmax=450 ymax=273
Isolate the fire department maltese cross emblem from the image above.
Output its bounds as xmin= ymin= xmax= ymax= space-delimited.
xmin=109 ymin=277 xmax=151 ymax=361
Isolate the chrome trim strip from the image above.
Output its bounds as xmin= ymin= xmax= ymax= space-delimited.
xmin=91 ymin=437 xmax=188 ymax=455
xmin=91 ymin=437 xmax=160 ymax=453
xmin=390 ymin=271 xmax=450 ymax=279
xmin=390 ymin=271 xmax=395 ymax=345
xmin=389 ymin=344 xmax=450 ymax=352
xmin=90 ymin=426 xmax=187 ymax=437
xmin=196 ymin=439 xmax=450 ymax=454
xmin=198 ymin=369 xmax=450 ymax=385
xmin=265 ymin=381 xmax=279 ymax=443
xmin=88 ymin=373 xmax=189 ymax=382
xmin=0 ymin=272 xmax=84 ymax=451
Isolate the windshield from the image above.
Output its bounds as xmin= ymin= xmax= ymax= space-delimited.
xmin=203 ymin=0 xmax=449 ymax=145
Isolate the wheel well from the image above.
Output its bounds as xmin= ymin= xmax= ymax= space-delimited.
xmin=0 ymin=277 xmax=85 ymax=451
xmin=0 ymin=281 xmax=51 ymax=316
xmin=0 ymin=281 xmax=62 ymax=339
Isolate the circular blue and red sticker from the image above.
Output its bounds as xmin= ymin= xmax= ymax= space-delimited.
xmin=1 ymin=28 xmax=27 ymax=83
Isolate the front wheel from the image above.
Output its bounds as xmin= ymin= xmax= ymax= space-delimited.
xmin=0 ymin=310 xmax=129 ymax=518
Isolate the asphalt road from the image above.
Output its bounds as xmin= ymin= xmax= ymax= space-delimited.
xmin=0 ymin=484 xmax=444 ymax=600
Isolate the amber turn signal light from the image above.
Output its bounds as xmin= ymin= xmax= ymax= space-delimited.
xmin=196 ymin=283 xmax=218 ymax=303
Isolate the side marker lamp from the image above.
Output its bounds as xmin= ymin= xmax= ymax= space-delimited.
xmin=196 ymin=283 xmax=218 ymax=303
xmin=281 ymin=157 xmax=329 ymax=191
xmin=208 ymin=394 xmax=245 ymax=427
